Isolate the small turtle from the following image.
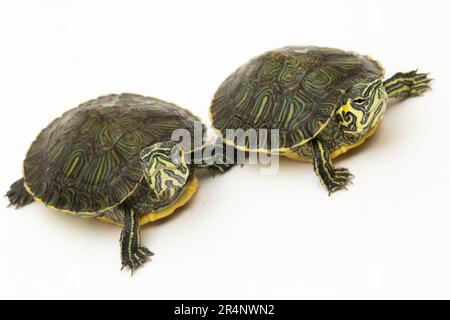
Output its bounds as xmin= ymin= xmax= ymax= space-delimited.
xmin=7 ymin=93 xmax=230 ymax=272
xmin=210 ymin=46 xmax=432 ymax=193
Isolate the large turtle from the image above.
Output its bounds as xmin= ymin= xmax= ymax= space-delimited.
xmin=210 ymin=46 xmax=432 ymax=193
xmin=7 ymin=93 xmax=230 ymax=272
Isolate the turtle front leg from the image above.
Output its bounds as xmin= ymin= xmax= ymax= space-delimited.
xmin=309 ymin=140 xmax=353 ymax=194
xmin=119 ymin=206 xmax=154 ymax=274
xmin=6 ymin=178 xmax=34 ymax=208
xmin=383 ymin=70 xmax=432 ymax=99
xmin=191 ymin=139 xmax=237 ymax=175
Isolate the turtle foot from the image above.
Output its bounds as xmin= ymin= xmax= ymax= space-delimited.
xmin=6 ymin=178 xmax=34 ymax=209
xmin=121 ymin=247 xmax=154 ymax=274
xmin=407 ymin=71 xmax=432 ymax=97
xmin=384 ymin=70 xmax=432 ymax=99
xmin=325 ymin=168 xmax=354 ymax=195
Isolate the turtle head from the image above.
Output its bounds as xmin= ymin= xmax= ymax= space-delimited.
xmin=140 ymin=141 xmax=190 ymax=202
xmin=336 ymin=77 xmax=388 ymax=139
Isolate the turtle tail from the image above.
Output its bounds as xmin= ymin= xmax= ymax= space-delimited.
xmin=6 ymin=178 xmax=34 ymax=209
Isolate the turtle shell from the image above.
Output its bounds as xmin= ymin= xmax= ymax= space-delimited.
xmin=24 ymin=93 xmax=203 ymax=215
xmin=210 ymin=46 xmax=384 ymax=151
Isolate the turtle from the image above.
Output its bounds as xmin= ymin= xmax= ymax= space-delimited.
xmin=6 ymin=93 xmax=231 ymax=272
xmin=210 ymin=46 xmax=432 ymax=193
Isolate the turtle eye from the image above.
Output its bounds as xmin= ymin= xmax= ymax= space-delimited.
xmin=353 ymin=98 xmax=366 ymax=104
xmin=140 ymin=155 xmax=150 ymax=165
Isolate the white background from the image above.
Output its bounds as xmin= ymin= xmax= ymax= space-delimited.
xmin=0 ymin=0 xmax=449 ymax=300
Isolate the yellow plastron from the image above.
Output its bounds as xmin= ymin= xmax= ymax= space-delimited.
xmin=284 ymin=122 xmax=381 ymax=162
xmin=97 ymin=175 xmax=199 ymax=227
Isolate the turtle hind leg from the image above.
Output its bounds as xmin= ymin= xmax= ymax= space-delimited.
xmin=383 ymin=70 xmax=432 ymax=99
xmin=119 ymin=206 xmax=154 ymax=274
xmin=309 ymin=140 xmax=353 ymax=195
xmin=6 ymin=178 xmax=34 ymax=208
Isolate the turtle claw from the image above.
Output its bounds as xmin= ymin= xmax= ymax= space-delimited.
xmin=384 ymin=70 xmax=432 ymax=99
xmin=207 ymin=163 xmax=234 ymax=176
xmin=326 ymin=167 xmax=354 ymax=195
xmin=121 ymin=247 xmax=154 ymax=274
xmin=409 ymin=71 xmax=432 ymax=97
xmin=6 ymin=179 xmax=34 ymax=209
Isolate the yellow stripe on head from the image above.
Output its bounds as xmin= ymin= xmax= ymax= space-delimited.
xmin=140 ymin=141 xmax=190 ymax=204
